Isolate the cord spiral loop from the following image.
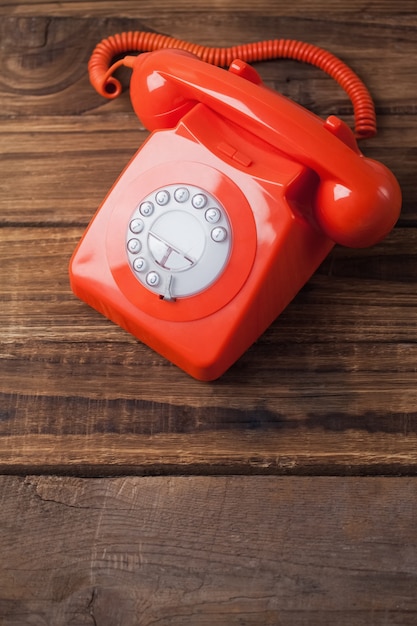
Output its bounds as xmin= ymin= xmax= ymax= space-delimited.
xmin=88 ymin=31 xmax=377 ymax=139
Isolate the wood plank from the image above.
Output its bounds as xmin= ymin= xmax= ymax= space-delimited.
xmin=1 ymin=475 xmax=417 ymax=624
xmin=2 ymin=0 xmax=416 ymax=16
xmin=1 ymin=226 xmax=416 ymax=474
xmin=0 ymin=14 xmax=414 ymax=117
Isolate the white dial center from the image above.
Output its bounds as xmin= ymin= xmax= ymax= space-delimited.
xmin=148 ymin=211 xmax=206 ymax=271
xmin=126 ymin=184 xmax=231 ymax=299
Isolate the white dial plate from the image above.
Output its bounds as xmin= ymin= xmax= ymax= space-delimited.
xmin=126 ymin=184 xmax=232 ymax=299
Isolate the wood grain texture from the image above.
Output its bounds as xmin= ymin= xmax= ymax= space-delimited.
xmin=1 ymin=0 xmax=416 ymax=16
xmin=0 ymin=0 xmax=416 ymax=477
xmin=2 ymin=224 xmax=417 ymax=475
xmin=1 ymin=1 xmax=417 ymax=623
xmin=1 ymin=475 xmax=417 ymax=626
xmin=1 ymin=226 xmax=417 ymax=475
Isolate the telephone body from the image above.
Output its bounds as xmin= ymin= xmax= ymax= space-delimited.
xmin=70 ymin=49 xmax=401 ymax=380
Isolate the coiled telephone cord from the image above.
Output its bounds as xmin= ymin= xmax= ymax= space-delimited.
xmin=88 ymin=31 xmax=377 ymax=139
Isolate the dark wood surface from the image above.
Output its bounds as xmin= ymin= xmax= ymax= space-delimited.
xmin=1 ymin=0 xmax=416 ymax=623
xmin=1 ymin=475 xmax=417 ymax=625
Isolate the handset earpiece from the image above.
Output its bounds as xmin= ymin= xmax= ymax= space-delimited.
xmin=314 ymin=157 xmax=401 ymax=247
xmin=314 ymin=114 xmax=401 ymax=246
xmin=127 ymin=49 xmax=401 ymax=248
xmin=127 ymin=50 xmax=198 ymax=131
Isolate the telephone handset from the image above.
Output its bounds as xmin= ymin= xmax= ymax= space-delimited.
xmin=70 ymin=34 xmax=401 ymax=380
xmin=128 ymin=49 xmax=400 ymax=248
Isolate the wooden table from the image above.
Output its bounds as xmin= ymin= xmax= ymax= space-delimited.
xmin=1 ymin=1 xmax=416 ymax=623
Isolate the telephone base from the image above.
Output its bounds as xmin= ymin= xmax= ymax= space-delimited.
xmin=70 ymin=105 xmax=334 ymax=380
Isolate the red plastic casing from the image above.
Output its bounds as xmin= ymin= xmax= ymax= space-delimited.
xmin=70 ymin=50 xmax=401 ymax=380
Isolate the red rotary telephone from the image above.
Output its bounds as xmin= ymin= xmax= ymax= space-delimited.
xmin=70 ymin=33 xmax=401 ymax=380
